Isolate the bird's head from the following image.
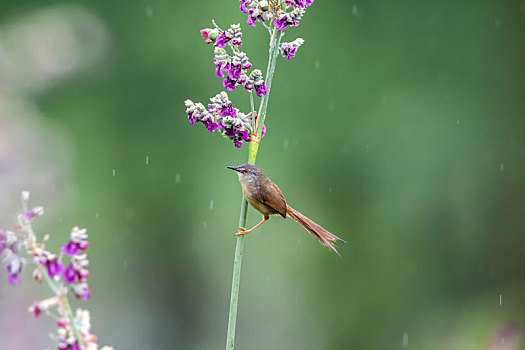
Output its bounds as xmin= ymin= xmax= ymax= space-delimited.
xmin=227 ymin=164 xmax=262 ymax=182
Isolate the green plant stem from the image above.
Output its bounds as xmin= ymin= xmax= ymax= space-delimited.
xmin=43 ymin=270 xmax=85 ymax=349
xmin=225 ymin=25 xmax=282 ymax=350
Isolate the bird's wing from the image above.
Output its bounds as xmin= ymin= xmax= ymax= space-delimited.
xmin=257 ymin=180 xmax=287 ymax=218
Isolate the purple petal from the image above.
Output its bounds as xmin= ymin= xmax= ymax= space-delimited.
xmin=240 ymin=0 xmax=248 ymax=13
xmin=274 ymin=17 xmax=288 ymax=31
xmin=214 ymin=32 xmax=230 ymax=48
xmin=64 ymin=265 xmax=78 ymax=284
xmin=61 ymin=241 xmax=80 ymax=256
xmin=215 ymin=63 xmax=224 ymax=78
xmin=6 ymin=265 xmax=22 ymax=285
xmin=255 ymin=82 xmax=269 ymax=97
xmin=223 ymin=78 xmax=237 ymax=91
xmin=247 ymin=15 xmax=256 ymax=27
xmin=46 ymin=259 xmax=64 ymax=278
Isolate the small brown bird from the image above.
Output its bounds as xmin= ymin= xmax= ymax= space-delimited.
xmin=227 ymin=164 xmax=344 ymax=255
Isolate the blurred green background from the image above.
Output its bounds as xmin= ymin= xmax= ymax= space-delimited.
xmin=1 ymin=1 xmax=524 ymax=349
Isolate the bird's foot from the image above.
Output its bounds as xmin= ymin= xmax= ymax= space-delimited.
xmin=238 ymin=226 xmax=247 ymax=231
xmin=235 ymin=229 xmax=250 ymax=236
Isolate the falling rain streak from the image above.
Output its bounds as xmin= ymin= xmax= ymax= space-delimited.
xmin=402 ymin=332 xmax=408 ymax=347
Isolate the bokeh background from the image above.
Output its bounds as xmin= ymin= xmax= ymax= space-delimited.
xmin=1 ymin=1 xmax=524 ymax=349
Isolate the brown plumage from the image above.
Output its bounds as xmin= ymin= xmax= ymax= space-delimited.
xmin=227 ymin=164 xmax=344 ymax=255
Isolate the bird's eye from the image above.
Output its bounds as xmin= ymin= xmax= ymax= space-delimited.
xmin=243 ymin=169 xmax=249 ymax=174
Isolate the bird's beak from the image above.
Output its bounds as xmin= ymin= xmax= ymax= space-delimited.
xmin=227 ymin=166 xmax=240 ymax=172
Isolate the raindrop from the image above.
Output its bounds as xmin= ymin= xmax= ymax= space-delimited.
xmin=402 ymin=332 xmax=408 ymax=347
xmin=352 ymin=5 xmax=359 ymax=17
xmin=146 ymin=6 xmax=153 ymax=18
xmin=210 ymin=200 xmax=214 ymax=210
xmin=175 ymin=173 xmax=181 ymax=183
xmin=203 ymin=222 xmax=207 ymax=228
xmin=500 ymin=163 xmax=504 ymax=171
xmin=95 ymin=212 xmax=99 ymax=219
xmin=495 ymin=18 xmax=502 ymax=27
xmin=329 ymin=187 xmax=333 ymax=193
xmin=123 ymin=260 xmax=129 ymax=268
xmin=146 ymin=156 xmax=149 ymax=165
xmin=457 ymin=120 xmax=460 ymax=125
xmin=366 ymin=144 xmax=369 ymax=149
xmin=283 ymin=139 xmax=289 ymax=149
xmin=499 ymin=294 xmax=502 ymax=306
xmin=315 ymin=60 xmax=320 ymax=70
xmin=113 ymin=169 xmax=116 ymax=176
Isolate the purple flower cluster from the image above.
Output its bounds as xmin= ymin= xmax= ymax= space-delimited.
xmin=238 ymin=0 xmax=313 ymax=31
xmin=245 ymin=69 xmax=269 ymax=97
xmin=62 ymin=227 xmax=91 ymax=300
xmin=186 ymin=92 xmax=259 ymax=148
xmin=274 ymin=7 xmax=306 ymax=31
xmin=34 ymin=248 xmax=64 ymax=279
xmin=280 ymin=38 xmax=304 ymax=60
xmin=1 ymin=230 xmax=24 ymax=284
xmin=240 ymin=0 xmax=274 ymax=27
xmin=1 ymin=192 xmax=112 ymax=350
xmin=202 ymin=22 xmax=269 ymax=96
xmin=185 ymin=100 xmax=218 ymax=132
xmin=285 ymin=0 xmax=314 ymax=8
xmin=214 ymin=23 xmax=243 ymax=48
xmin=6 ymin=255 xmax=24 ymax=284
xmin=61 ymin=226 xmax=89 ymax=256
xmin=57 ymin=318 xmax=81 ymax=350
xmin=221 ymin=50 xmax=252 ymax=92
xmin=22 ymin=206 xmax=44 ymax=221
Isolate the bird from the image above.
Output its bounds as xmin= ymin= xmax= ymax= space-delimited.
xmin=227 ymin=164 xmax=344 ymax=255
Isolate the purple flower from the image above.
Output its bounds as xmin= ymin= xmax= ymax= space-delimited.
xmin=32 ymin=302 xmax=42 ymax=318
xmin=6 ymin=256 xmax=24 ymax=284
xmin=274 ymin=7 xmax=305 ymax=31
xmin=209 ymin=92 xmax=237 ymax=118
xmin=46 ymin=258 xmax=64 ymax=278
xmin=214 ymin=24 xmax=243 ymax=48
xmin=61 ymin=241 xmax=82 ymax=256
xmin=247 ymin=14 xmax=256 ymax=27
xmin=240 ymin=0 xmax=248 ymax=13
xmin=185 ymin=100 xmax=216 ymax=131
xmin=280 ymin=38 xmax=304 ymax=60
xmin=214 ymin=32 xmax=232 ymax=48
xmin=261 ymin=124 xmax=267 ymax=138
xmin=223 ymin=77 xmax=237 ymax=91
xmin=245 ymin=69 xmax=269 ymax=96
xmin=286 ymin=0 xmax=314 ymax=8
xmin=214 ymin=47 xmax=230 ymax=78
xmin=245 ymin=1 xmax=271 ymax=27
xmin=254 ymin=81 xmax=269 ymax=97
xmin=22 ymin=206 xmax=44 ymax=221
xmin=73 ymin=282 xmax=91 ymax=300
xmin=61 ymin=227 xmax=89 ymax=257
xmin=201 ymin=115 xmax=219 ymax=132
xmin=221 ymin=51 xmax=251 ymax=92
xmin=63 ymin=265 xmax=77 ymax=284
xmin=218 ymin=113 xmax=253 ymax=148
xmin=64 ymin=253 xmax=90 ymax=286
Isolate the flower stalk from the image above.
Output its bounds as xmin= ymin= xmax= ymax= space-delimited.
xmin=225 ymin=23 xmax=282 ymax=350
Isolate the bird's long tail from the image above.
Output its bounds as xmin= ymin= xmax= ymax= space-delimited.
xmin=286 ymin=205 xmax=344 ymax=256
